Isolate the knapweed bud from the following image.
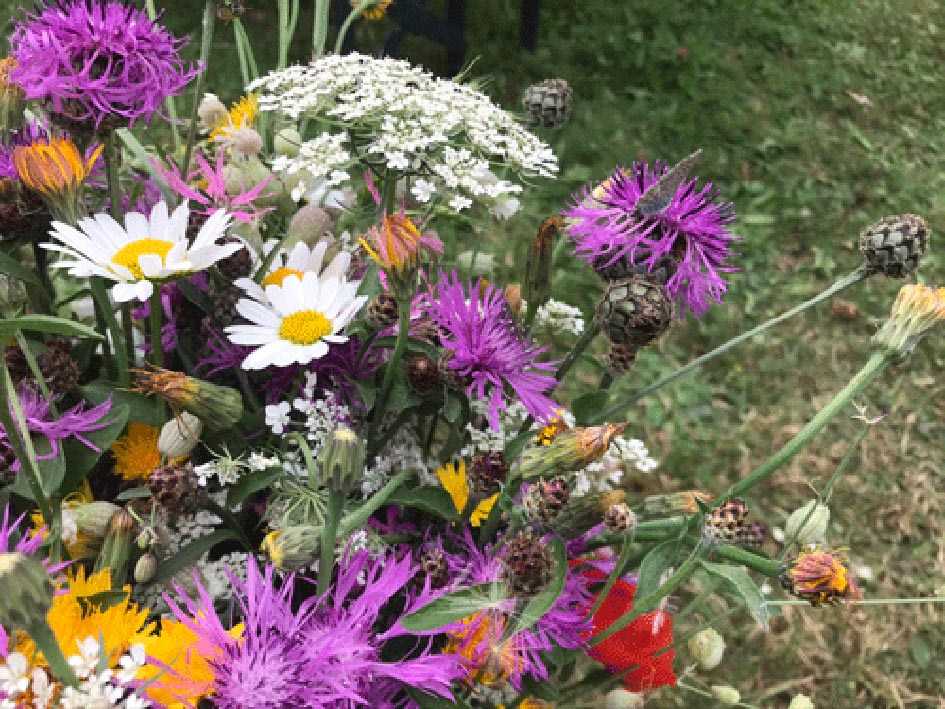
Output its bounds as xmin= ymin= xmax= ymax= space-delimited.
xmin=366 ymin=293 xmax=400 ymax=330
xmin=406 ymin=355 xmax=440 ymax=394
xmin=499 ymin=530 xmax=553 ymax=596
xmin=469 ymin=451 xmax=509 ymax=497
xmin=523 ymin=216 xmax=561 ymax=308
xmin=73 ymin=501 xmax=121 ymax=539
xmin=518 ymin=423 xmax=627 ymax=479
xmin=872 ymin=284 xmax=945 ymax=361
xmin=688 ymin=628 xmax=725 ymax=670
xmin=703 ymin=498 xmax=765 ymax=549
xmin=604 ymin=689 xmax=645 ymax=709
xmin=788 ymin=694 xmax=816 ymax=709
xmin=522 ymin=78 xmax=573 ymax=129
xmin=319 ymin=428 xmax=365 ymax=494
xmin=274 ymin=126 xmax=302 ymax=157
xmin=158 ymin=412 xmax=203 ymax=460
xmin=0 ymin=553 xmax=54 ymax=630
xmin=287 ymin=205 xmax=333 ymax=248
xmin=133 ymin=551 xmax=159 ymax=584
xmin=596 ymin=277 xmax=674 ymax=348
xmin=261 ymin=527 xmax=320 ymax=571
xmin=711 ymin=686 xmax=741 ymax=705
xmin=604 ymin=502 xmax=636 ymax=534
xmin=784 ymin=500 xmax=830 ymax=546
xmin=859 ymin=214 xmax=929 ymax=278
xmin=198 ymin=93 xmax=228 ymax=130
xmin=93 ymin=508 xmax=135 ymax=586
xmin=132 ymin=368 xmax=243 ymax=431
xmin=420 ymin=547 xmax=450 ymax=589
xmin=606 ymin=342 xmax=637 ymax=377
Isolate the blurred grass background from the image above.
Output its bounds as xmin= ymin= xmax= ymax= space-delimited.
xmin=4 ymin=0 xmax=945 ymax=705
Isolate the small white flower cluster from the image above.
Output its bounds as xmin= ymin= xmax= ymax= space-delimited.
xmin=534 ymin=299 xmax=586 ymax=337
xmin=574 ymin=434 xmax=658 ymax=497
xmin=248 ymin=53 xmax=557 ymax=213
xmin=1 ymin=640 xmax=149 ymax=708
xmin=460 ymin=399 xmax=530 ymax=458
xmin=194 ymin=448 xmax=279 ymax=487
xmin=271 ymin=131 xmax=352 ymax=202
xmin=363 ymin=422 xmax=432 ymax=494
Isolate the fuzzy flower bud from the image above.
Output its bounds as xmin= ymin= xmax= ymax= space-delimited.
xmin=523 ymin=215 xmax=560 ymax=308
xmin=711 ymin=686 xmax=741 ymax=705
xmin=0 ymin=552 xmax=54 ymax=630
xmin=93 ymin=508 xmax=135 ymax=587
xmin=158 ymin=412 xmax=203 ymax=459
xmin=73 ymin=501 xmax=121 ymax=539
xmin=789 ymin=695 xmax=816 ymax=709
xmin=198 ymin=93 xmax=227 ymax=129
xmin=274 ymin=126 xmax=302 ymax=157
xmin=518 ymin=423 xmax=627 ymax=479
xmin=132 ymin=367 xmax=243 ymax=431
xmin=872 ymin=284 xmax=945 ymax=361
xmin=688 ymin=627 xmax=726 ymax=670
xmin=261 ymin=526 xmax=320 ymax=571
xmin=133 ymin=551 xmax=160 ymax=583
xmin=319 ymin=428 xmax=365 ymax=495
xmin=784 ymin=500 xmax=830 ymax=546
xmin=286 ymin=205 xmax=333 ymax=248
xmin=604 ymin=689 xmax=645 ymax=709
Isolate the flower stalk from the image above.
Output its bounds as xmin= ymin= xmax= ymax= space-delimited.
xmin=103 ymin=131 xmax=136 ymax=375
xmin=368 ymin=296 xmax=411 ymax=451
xmin=316 ymin=487 xmax=342 ymax=599
xmin=335 ymin=0 xmax=374 ymax=55
xmin=181 ymin=0 xmax=216 ymax=176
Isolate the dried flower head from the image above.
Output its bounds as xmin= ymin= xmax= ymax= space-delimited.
xmin=132 ymin=367 xmax=243 ymax=430
xmin=783 ymin=547 xmax=862 ymax=606
xmin=519 ymin=423 xmax=627 ymax=479
xmin=353 ymin=0 xmax=394 ymax=20
xmin=872 ymin=283 xmax=945 ymax=360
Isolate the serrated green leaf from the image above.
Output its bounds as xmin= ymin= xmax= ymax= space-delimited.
xmin=510 ymin=536 xmax=567 ymax=637
xmin=156 ymin=530 xmax=239 ymax=581
xmin=387 ymin=486 xmax=460 ymax=521
xmin=400 ymin=582 xmax=507 ymax=632
xmin=0 ymin=315 xmax=103 ymax=341
xmin=701 ymin=560 xmax=769 ymax=630
xmin=226 ymin=468 xmax=283 ymax=508
xmin=571 ymin=390 xmax=610 ymax=425
xmin=636 ymin=539 xmax=679 ymax=603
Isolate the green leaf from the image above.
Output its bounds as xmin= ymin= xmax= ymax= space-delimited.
xmin=504 ymin=430 xmax=534 ymax=463
xmin=0 ymin=250 xmax=42 ymax=287
xmin=405 ymin=688 xmax=473 ymax=709
xmin=351 ymin=378 xmax=376 ymax=412
xmin=81 ymin=383 xmax=160 ymax=427
xmin=510 ymin=536 xmax=567 ymax=637
xmin=226 ymin=468 xmax=283 ymax=508
xmin=521 ymin=674 xmax=561 ymax=701
xmin=8 ymin=436 xmax=65 ymax=501
xmin=115 ymin=487 xmax=151 ymax=501
xmin=636 ymin=539 xmax=679 ymax=603
xmin=0 ymin=314 xmax=103 ymax=341
xmin=400 ymin=582 xmax=507 ymax=632
xmin=76 ymin=589 xmax=129 ymax=614
xmin=701 ymin=560 xmax=769 ymax=630
xmin=387 ymin=486 xmax=460 ymax=521
xmin=155 ymin=530 xmax=239 ymax=581
xmin=571 ymin=390 xmax=610 ymax=425
xmin=60 ymin=404 xmax=130 ymax=496
xmin=442 ymin=391 xmax=463 ymax=423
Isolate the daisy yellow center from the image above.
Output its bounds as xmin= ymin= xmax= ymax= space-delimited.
xmin=262 ymin=266 xmax=304 ymax=287
xmin=279 ymin=310 xmax=333 ymax=345
xmin=112 ymin=239 xmax=175 ymax=280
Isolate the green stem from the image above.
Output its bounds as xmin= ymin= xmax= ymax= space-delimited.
xmin=368 ymin=298 xmax=411 ymax=447
xmin=765 ymin=596 xmax=945 ymax=607
xmin=335 ymin=0 xmax=373 ymax=55
xmin=181 ymin=0 xmax=216 ymax=176
xmin=278 ymin=0 xmax=291 ymax=69
xmin=316 ymin=488 xmax=343 ymax=598
xmin=338 ymin=469 xmax=409 ymax=533
xmin=722 ymin=349 xmax=890 ymax=501
xmin=14 ymin=331 xmax=57 ymax=418
xmin=149 ymin=287 xmax=165 ymax=419
xmin=313 ymin=0 xmax=331 ymax=57
xmin=89 ymin=277 xmax=125 ymax=384
xmin=144 ymin=0 xmax=183 ymax=155
xmin=26 ymin=619 xmax=79 ymax=687
xmin=592 ymin=265 xmax=874 ymax=423
xmin=30 ymin=241 xmax=54 ymax=313
xmin=521 ymin=299 xmax=539 ymax=329
xmin=587 ymin=528 xmax=636 ymax=618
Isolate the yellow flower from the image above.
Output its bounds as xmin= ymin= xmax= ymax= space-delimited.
xmin=12 ymin=137 xmax=102 ymax=222
xmin=535 ymin=411 xmax=569 ymax=446
xmin=111 ymin=421 xmax=162 ymax=480
xmin=784 ymin=547 xmax=862 ymax=606
xmin=352 ymin=0 xmax=393 ymax=21
xmin=436 ymin=460 xmax=498 ymax=527
xmin=16 ymin=568 xmax=153 ymax=667
xmin=209 ymin=93 xmax=259 ymax=144
xmin=873 ymin=283 xmax=945 ymax=359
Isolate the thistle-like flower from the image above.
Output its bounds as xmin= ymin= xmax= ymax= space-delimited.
xmin=782 ymin=547 xmax=862 ymax=606
xmin=872 ymin=283 xmax=945 ymax=361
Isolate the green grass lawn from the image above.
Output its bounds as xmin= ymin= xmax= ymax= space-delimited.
xmin=3 ymin=0 xmax=944 ymax=704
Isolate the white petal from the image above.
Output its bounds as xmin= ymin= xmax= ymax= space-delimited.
xmin=112 ymin=280 xmax=153 ymax=303
xmin=138 ymin=253 xmax=164 ymax=278
xmin=235 ymin=299 xmax=281 ymax=327
xmin=226 ymin=325 xmax=279 ymax=345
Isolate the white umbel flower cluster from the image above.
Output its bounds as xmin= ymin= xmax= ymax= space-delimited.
xmin=248 ymin=54 xmax=557 ymax=213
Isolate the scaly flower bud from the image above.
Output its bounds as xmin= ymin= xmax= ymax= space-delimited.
xmin=499 ymin=530 xmax=553 ymax=596
xmin=0 ymin=552 xmax=54 ymax=630
xmin=132 ymin=367 xmax=243 ymax=431
xmin=158 ymin=412 xmax=203 ymax=460
xmin=872 ymin=284 xmax=945 ymax=361
xmin=688 ymin=628 xmax=725 ymax=670
xmin=523 ymin=215 xmax=560 ymax=308
xmin=13 ymin=137 xmax=102 ymax=224
xmin=518 ymin=423 xmax=627 ymax=479
xmin=859 ymin=214 xmax=929 ymax=277
xmin=319 ymin=428 xmax=365 ymax=494
xmin=595 ymin=276 xmax=674 ymax=348
xmin=784 ymin=500 xmax=830 ymax=546
xmin=604 ymin=502 xmax=635 ymax=534
xmin=261 ymin=526 xmax=320 ymax=571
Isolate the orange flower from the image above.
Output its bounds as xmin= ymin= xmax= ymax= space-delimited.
xmin=784 ymin=547 xmax=862 ymax=606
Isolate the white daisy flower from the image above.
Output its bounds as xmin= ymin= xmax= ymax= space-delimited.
xmin=42 ymin=201 xmax=239 ymax=303
xmin=226 ymin=270 xmax=366 ymax=370
xmin=235 ymin=241 xmax=351 ymax=303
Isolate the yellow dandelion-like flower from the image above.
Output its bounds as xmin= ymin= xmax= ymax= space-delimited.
xmin=12 ymin=137 xmax=102 ymax=223
xmin=873 ymin=283 xmax=945 ymax=360
xmin=209 ymin=93 xmax=259 ymax=144
xmin=111 ymin=421 xmax=162 ymax=480
xmin=352 ymin=0 xmax=393 ymax=21
xmin=535 ymin=410 xmax=569 ymax=446
xmin=16 ymin=568 xmax=153 ymax=667
xmin=436 ymin=460 xmax=498 ymax=527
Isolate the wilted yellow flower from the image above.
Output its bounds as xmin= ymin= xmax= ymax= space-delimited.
xmin=436 ymin=460 xmax=498 ymax=527
xmin=352 ymin=0 xmax=394 ymax=21
xmin=444 ymin=611 xmax=523 ymax=688
xmin=873 ymin=283 xmax=945 ymax=360
xmin=209 ymin=93 xmax=258 ymax=144
xmin=783 ymin=547 xmax=862 ymax=606
xmin=519 ymin=423 xmax=627 ymax=479
xmin=132 ymin=367 xmax=243 ymax=430
xmin=13 ymin=137 xmax=101 ymax=223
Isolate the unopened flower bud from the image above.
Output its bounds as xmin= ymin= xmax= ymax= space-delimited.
xmin=158 ymin=412 xmax=203 ymax=459
xmin=262 ymin=527 xmax=320 ymax=571
xmin=197 ymin=93 xmax=227 ymax=130
xmin=455 ymin=250 xmax=496 ymax=276
xmin=642 ymin=490 xmax=713 ymax=516
xmin=522 ymin=78 xmax=573 ymax=129
xmin=93 ymin=508 xmax=135 ymax=587
xmin=688 ymin=627 xmax=725 ymax=670
xmin=523 ymin=215 xmax=560 ymax=308
xmin=230 ymin=127 xmax=264 ymax=158
xmin=711 ymin=686 xmax=741 ymax=705
xmin=859 ymin=214 xmax=929 ymax=278
xmin=499 ymin=530 xmax=553 ymax=596
xmin=287 ymin=205 xmax=333 ymax=248
xmin=518 ymin=423 xmax=627 ymax=479
xmin=604 ymin=502 xmax=635 ymax=534
xmin=133 ymin=551 xmax=159 ymax=583
xmin=73 ymin=501 xmax=121 ymax=539
xmin=504 ymin=284 xmax=523 ymax=316
xmin=596 ymin=276 xmax=674 ymax=348
xmin=784 ymin=500 xmax=830 ymax=546
xmin=319 ymin=428 xmax=365 ymax=494
xmin=0 ymin=273 xmax=27 ymax=312
xmin=132 ymin=368 xmax=243 ymax=431
xmin=274 ymin=126 xmax=302 ymax=157
xmin=406 ymin=355 xmax=440 ymax=394
xmin=0 ymin=552 xmax=54 ymax=630
xmin=789 ymin=694 xmax=816 ymax=709
xmin=604 ymin=689 xmax=645 ymax=709
xmin=551 ymin=490 xmax=626 ymax=538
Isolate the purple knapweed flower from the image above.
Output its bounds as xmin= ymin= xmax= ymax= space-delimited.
xmin=423 ymin=270 xmax=559 ymax=430
xmin=9 ymin=0 xmax=200 ymax=129
xmin=564 ymin=161 xmax=738 ymax=318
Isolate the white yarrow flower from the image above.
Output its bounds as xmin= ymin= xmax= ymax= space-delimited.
xmin=43 ymin=202 xmax=239 ymax=303
xmin=265 ymin=402 xmax=292 ymax=434
xmin=226 ymin=271 xmax=366 ymax=370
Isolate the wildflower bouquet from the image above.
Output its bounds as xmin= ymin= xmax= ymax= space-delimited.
xmin=0 ymin=1 xmax=941 ymax=707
